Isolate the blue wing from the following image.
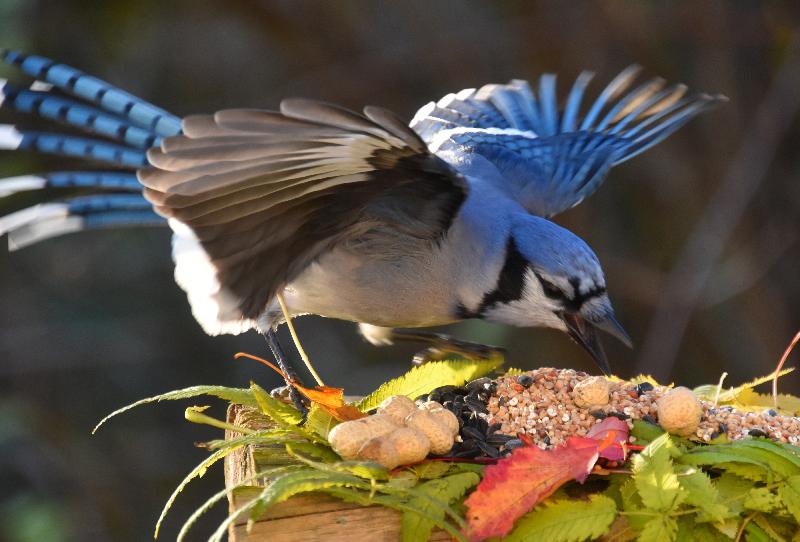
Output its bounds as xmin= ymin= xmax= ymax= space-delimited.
xmin=0 ymin=50 xmax=174 ymax=248
xmin=411 ymin=66 xmax=725 ymax=217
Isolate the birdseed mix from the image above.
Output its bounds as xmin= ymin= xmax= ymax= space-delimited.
xmin=421 ymin=367 xmax=800 ymax=459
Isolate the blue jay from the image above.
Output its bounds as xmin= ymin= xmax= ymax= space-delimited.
xmin=0 ymin=50 xmax=722 ymax=410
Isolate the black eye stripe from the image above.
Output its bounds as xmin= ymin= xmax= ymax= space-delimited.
xmin=535 ymin=272 xmax=606 ymax=311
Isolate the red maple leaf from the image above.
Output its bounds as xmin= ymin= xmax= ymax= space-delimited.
xmin=463 ymin=436 xmax=600 ymax=541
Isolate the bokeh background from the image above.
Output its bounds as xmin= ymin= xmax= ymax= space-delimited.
xmin=1 ymin=1 xmax=798 ymax=540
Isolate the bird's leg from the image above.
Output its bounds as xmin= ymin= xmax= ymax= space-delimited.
xmin=360 ymin=324 xmax=506 ymax=365
xmin=276 ymin=292 xmax=326 ymax=386
xmin=262 ymin=329 xmax=309 ymax=417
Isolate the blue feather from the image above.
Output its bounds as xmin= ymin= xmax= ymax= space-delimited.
xmin=1 ymin=81 xmax=162 ymax=149
xmin=1 ymin=49 xmax=181 ymax=137
xmin=14 ymin=130 xmax=149 ymax=167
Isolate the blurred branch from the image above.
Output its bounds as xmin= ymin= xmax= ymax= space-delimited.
xmin=636 ymin=35 xmax=800 ymax=380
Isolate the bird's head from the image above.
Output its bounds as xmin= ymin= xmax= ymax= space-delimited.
xmin=478 ymin=214 xmax=631 ymax=374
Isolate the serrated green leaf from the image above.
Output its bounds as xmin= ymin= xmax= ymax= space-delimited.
xmin=401 ymin=472 xmax=479 ymax=542
xmin=282 ymin=441 xmax=339 ymax=463
xmin=388 ymin=469 xmax=420 ymax=489
xmin=154 ymin=444 xmax=242 ymax=539
xmin=632 ymin=434 xmax=687 ymax=512
xmin=92 ymin=385 xmax=256 ymax=433
xmin=304 ymin=404 xmax=338 ymax=439
xmin=714 ymin=472 xmax=753 ymax=517
xmin=321 ymin=487 xmax=468 ymax=542
xmin=716 ymin=462 xmax=770 ymax=482
xmin=630 ymin=419 xmax=665 ymax=445
xmin=693 ymin=368 xmax=794 ymax=403
xmin=733 ymin=389 xmax=800 ymax=416
xmin=357 ymin=358 xmax=502 ymax=411
xmin=505 ymin=367 xmax=525 ymax=376
xmin=176 ymin=465 xmax=303 ymax=542
xmin=694 ymin=441 xmax=800 ymax=481
xmin=637 ymin=515 xmax=677 ymax=542
xmin=205 ymin=428 xmax=300 ymax=451
xmin=753 ymin=513 xmax=797 ymax=541
xmin=503 ymin=494 xmax=616 ymax=542
xmin=678 ymin=470 xmax=729 ymax=522
xmin=676 ymin=518 xmax=730 ymax=542
xmin=619 ymin=479 xmax=649 ymax=532
xmin=744 ymin=487 xmax=781 ymax=513
xmin=249 ymin=382 xmax=304 ymax=425
xmin=745 ymin=521 xmax=777 ymax=542
xmin=285 ymin=443 xmax=390 ymax=481
xmin=411 ymin=460 xmax=452 ymax=480
xmin=779 ymin=475 xmax=800 ymax=522
xmin=248 ymin=469 xmax=361 ymax=524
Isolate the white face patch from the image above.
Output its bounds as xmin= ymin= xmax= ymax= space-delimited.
xmin=481 ymin=269 xmax=564 ymax=329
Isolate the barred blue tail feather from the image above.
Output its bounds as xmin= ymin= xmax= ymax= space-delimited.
xmin=1 ymin=79 xmax=162 ymax=148
xmin=0 ymin=193 xmax=163 ymax=250
xmin=0 ymin=50 xmax=182 ymax=249
xmin=0 ymin=49 xmax=181 ymax=137
xmin=0 ymin=125 xmax=149 ymax=167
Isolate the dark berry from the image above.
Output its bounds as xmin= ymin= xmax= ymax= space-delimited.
xmin=517 ymin=374 xmax=534 ymax=387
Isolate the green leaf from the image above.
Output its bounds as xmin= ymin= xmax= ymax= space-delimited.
xmin=248 ymin=469 xmax=362 ymax=524
xmin=401 ymin=472 xmax=479 ymax=542
xmin=505 ymin=367 xmax=525 ymax=376
xmin=717 ymin=462 xmax=770 ymax=482
xmin=630 ymin=419 xmax=665 ymax=445
xmin=713 ymin=473 xmax=753 ymax=517
xmin=619 ymin=479 xmax=648 ymax=532
xmin=693 ymin=368 xmax=794 ymax=403
xmin=249 ymin=382 xmax=304 ymax=426
xmin=636 ymin=515 xmax=677 ymax=542
xmin=184 ymin=405 xmax=253 ymax=433
xmin=688 ymin=440 xmax=800 ymax=481
xmin=282 ymin=441 xmax=339 ymax=463
xmin=503 ymin=494 xmax=617 ymax=542
xmin=676 ymin=518 xmax=730 ymax=542
xmin=304 ymin=404 xmax=338 ymax=439
xmin=744 ymin=521 xmax=776 ymax=542
xmin=632 ymin=434 xmax=687 ymax=512
xmin=176 ymin=465 xmax=303 ymax=542
xmin=356 ymin=358 xmax=502 ymax=411
xmin=321 ymin=487 xmax=468 ymax=542
xmin=678 ymin=470 xmax=728 ymax=522
xmin=779 ymin=475 xmax=800 ymax=522
xmin=744 ymin=487 xmax=781 ymax=513
xmin=411 ymin=461 xmax=452 ymax=480
xmin=285 ymin=443 xmax=390 ymax=481
xmin=387 ymin=469 xmax=419 ymax=489
xmin=154 ymin=445 xmax=242 ymax=539
xmin=92 ymin=385 xmax=256 ymax=433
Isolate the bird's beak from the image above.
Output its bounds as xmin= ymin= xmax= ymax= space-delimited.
xmin=560 ymin=312 xmax=632 ymax=375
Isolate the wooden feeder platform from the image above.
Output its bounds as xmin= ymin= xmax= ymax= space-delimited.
xmin=224 ymin=404 xmax=451 ymax=541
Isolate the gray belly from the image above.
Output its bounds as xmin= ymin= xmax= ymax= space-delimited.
xmin=282 ymin=244 xmax=458 ymax=328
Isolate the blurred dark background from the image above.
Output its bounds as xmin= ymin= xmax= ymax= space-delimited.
xmin=1 ymin=1 xmax=798 ymax=540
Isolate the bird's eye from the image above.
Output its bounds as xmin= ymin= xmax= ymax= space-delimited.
xmin=536 ymin=274 xmax=564 ymax=300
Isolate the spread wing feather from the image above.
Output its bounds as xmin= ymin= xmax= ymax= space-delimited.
xmin=140 ymin=100 xmax=466 ymax=320
xmin=411 ymin=66 xmax=724 ymax=217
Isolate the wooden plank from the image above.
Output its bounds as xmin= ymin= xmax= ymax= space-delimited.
xmin=223 ymin=404 xmax=452 ymax=541
xmin=231 ymin=505 xmax=453 ymax=542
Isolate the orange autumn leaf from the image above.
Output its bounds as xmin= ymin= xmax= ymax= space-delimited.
xmin=297 ymin=385 xmax=366 ymax=421
xmin=463 ymin=436 xmax=600 ymax=542
xmin=235 ymin=352 xmax=366 ymax=422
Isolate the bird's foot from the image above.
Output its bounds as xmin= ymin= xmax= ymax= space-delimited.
xmin=405 ymin=333 xmax=506 ymax=365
